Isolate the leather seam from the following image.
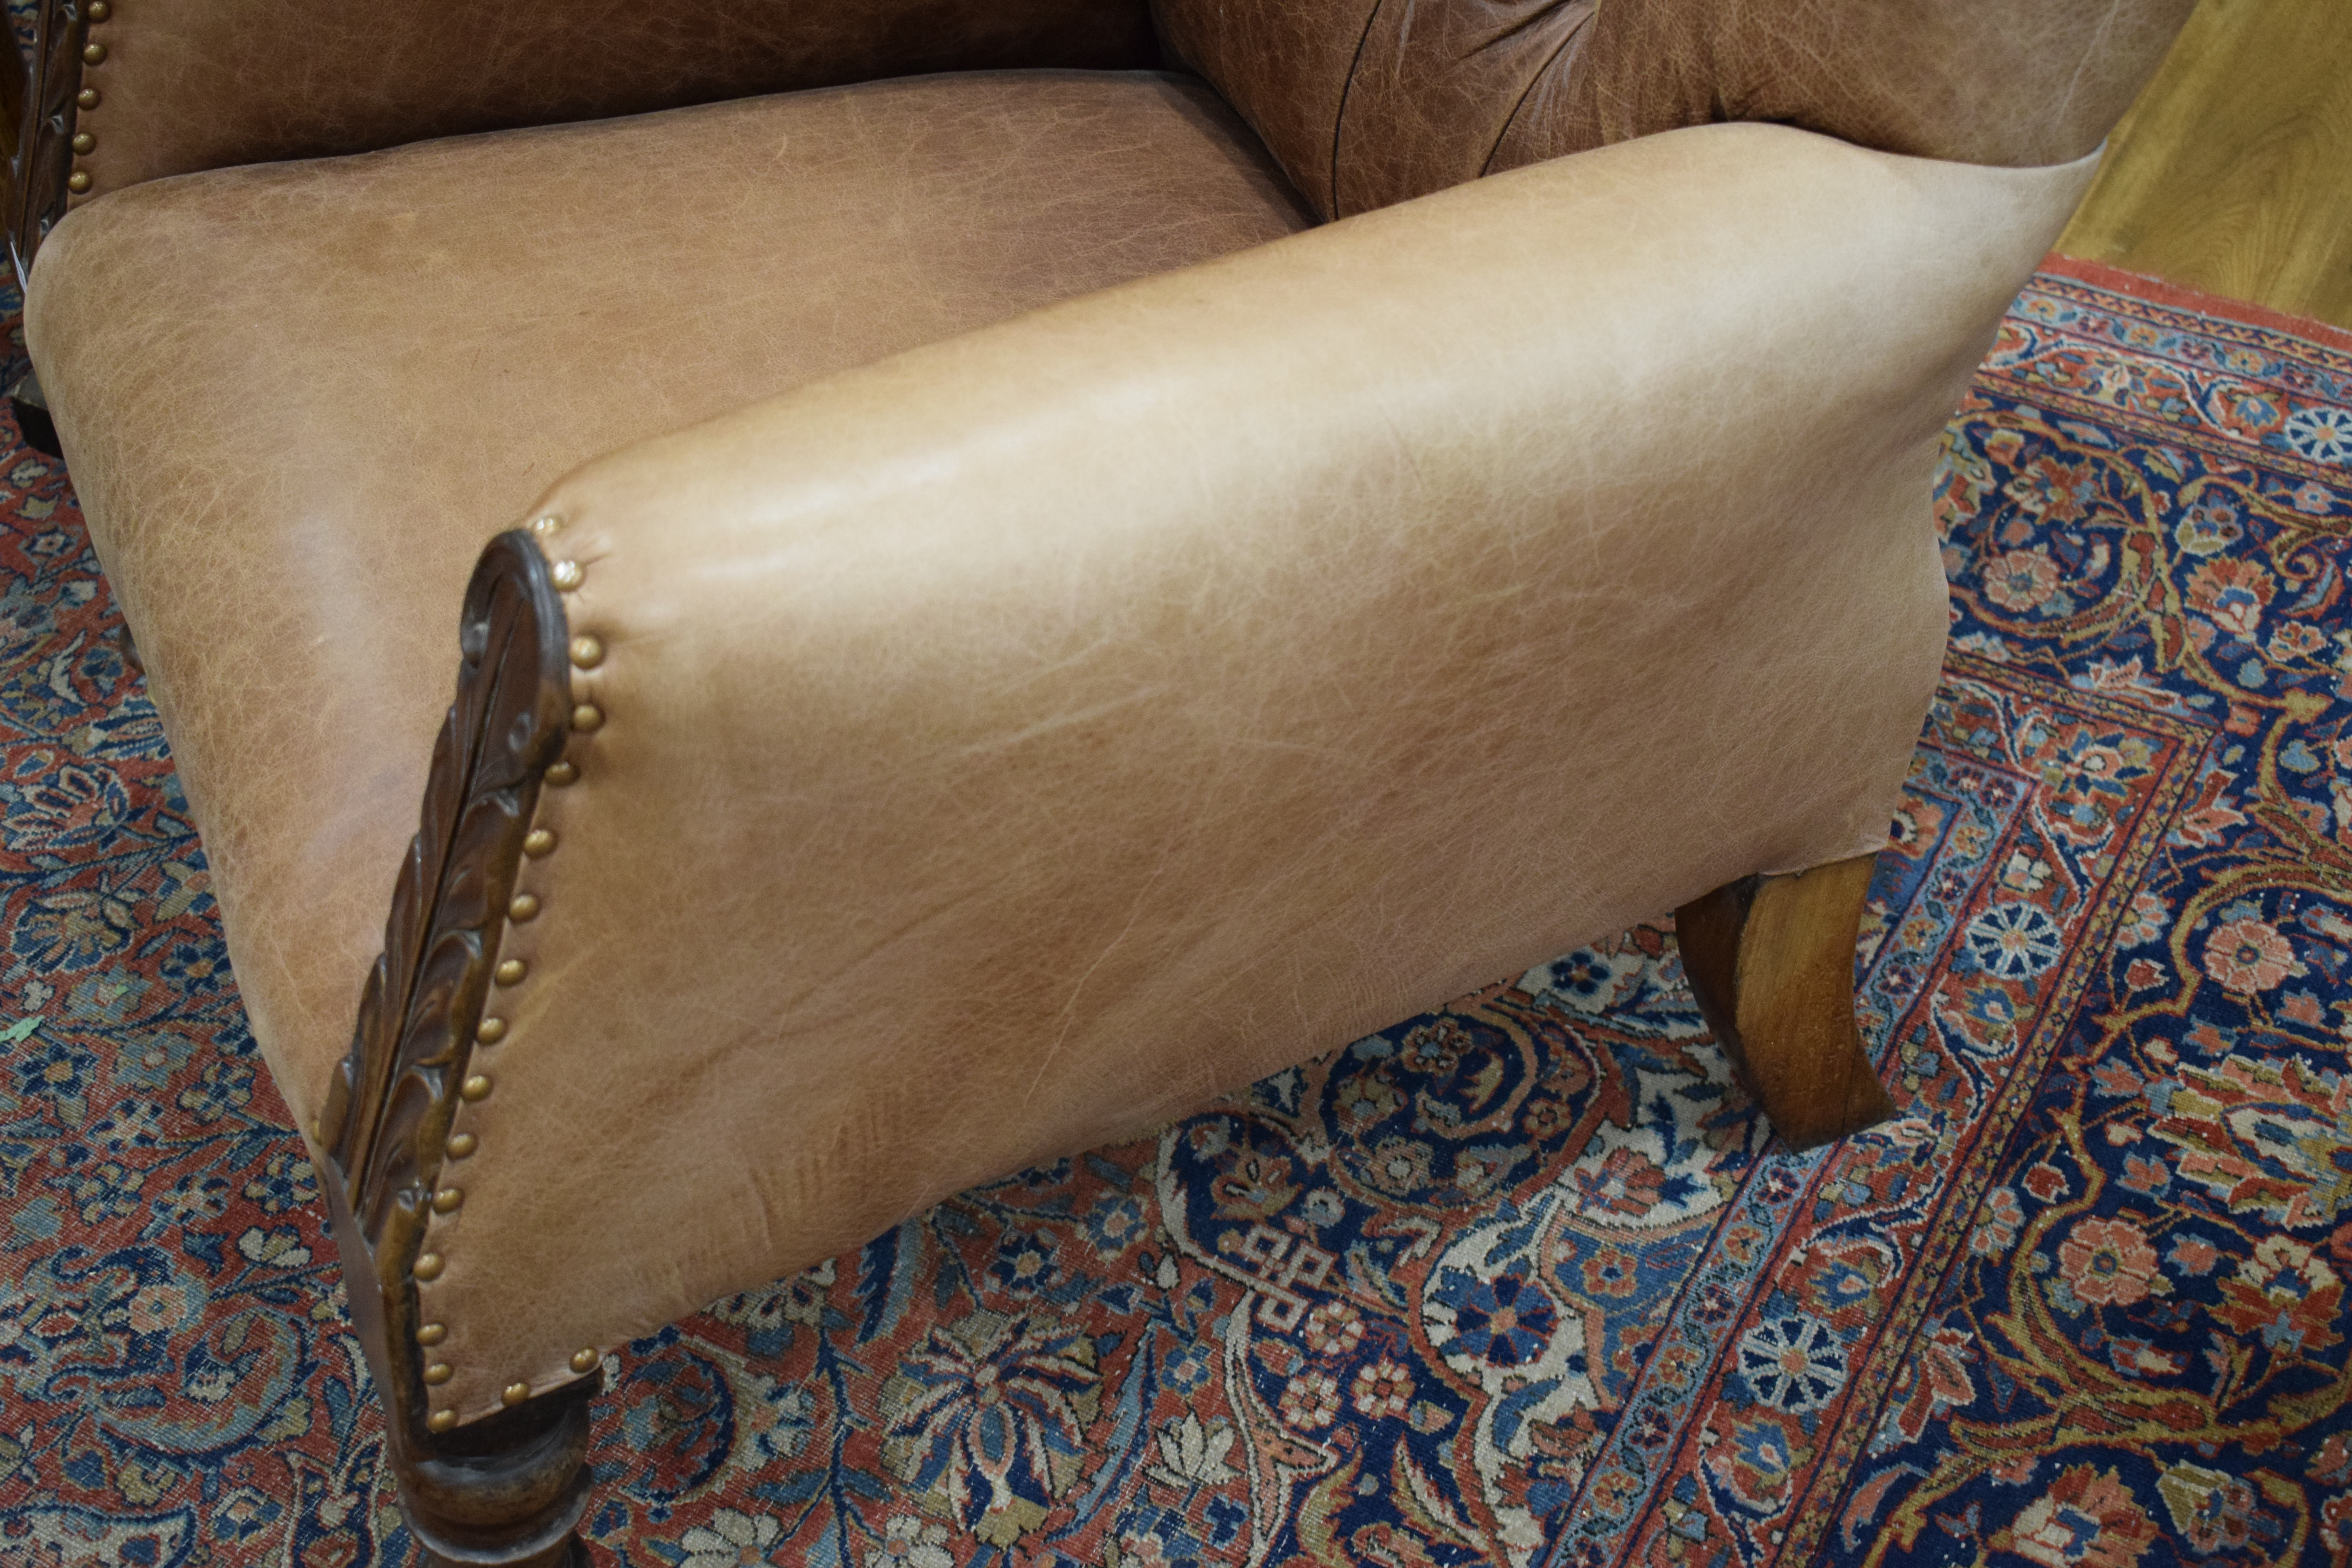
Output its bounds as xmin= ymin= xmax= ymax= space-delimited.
xmin=1478 ymin=0 xmax=1599 ymax=180
xmin=1327 ymin=0 xmax=1390 ymax=220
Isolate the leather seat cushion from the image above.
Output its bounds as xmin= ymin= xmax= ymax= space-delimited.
xmin=25 ymin=68 xmax=1314 ymax=1121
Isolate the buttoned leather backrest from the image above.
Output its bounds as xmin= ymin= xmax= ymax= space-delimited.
xmin=1149 ymin=0 xmax=2200 ymax=219
xmin=35 ymin=0 xmax=1157 ymax=205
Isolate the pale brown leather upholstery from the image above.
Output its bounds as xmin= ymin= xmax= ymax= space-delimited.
xmin=66 ymin=0 xmax=1156 ymax=203
xmin=22 ymin=0 xmax=2182 ymax=1444
xmin=27 ymin=69 xmax=1310 ymax=1118
xmin=1151 ymin=0 xmax=2198 ymax=217
xmin=410 ymin=129 xmax=2094 ymax=1421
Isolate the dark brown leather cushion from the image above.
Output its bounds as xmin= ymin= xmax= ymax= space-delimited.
xmin=25 ymin=69 xmax=1314 ymax=1107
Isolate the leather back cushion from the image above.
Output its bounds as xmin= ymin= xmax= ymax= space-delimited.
xmin=68 ymin=0 xmax=1157 ymax=200
xmin=1149 ymin=0 xmax=2196 ymax=219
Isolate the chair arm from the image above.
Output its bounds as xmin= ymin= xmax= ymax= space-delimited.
xmin=395 ymin=121 xmax=2094 ymax=1425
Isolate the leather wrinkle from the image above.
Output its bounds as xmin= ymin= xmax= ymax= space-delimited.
xmin=1329 ymin=0 xmax=1394 ymax=220
xmin=1480 ymin=7 xmax=1596 ymax=179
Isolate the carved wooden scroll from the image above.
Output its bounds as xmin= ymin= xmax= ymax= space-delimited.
xmin=316 ymin=531 xmax=597 ymax=1568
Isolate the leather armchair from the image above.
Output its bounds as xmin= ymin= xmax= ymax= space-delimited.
xmin=11 ymin=0 xmax=2191 ymax=1560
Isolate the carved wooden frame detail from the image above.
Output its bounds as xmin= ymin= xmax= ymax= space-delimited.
xmin=10 ymin=0 xmax=91 ymax=279
xmin=315 ymin=531 xmax=598 ymax=1568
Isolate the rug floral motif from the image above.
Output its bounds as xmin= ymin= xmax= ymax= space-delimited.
xmin=0 ymin=258 xmax=2347 ymax=1568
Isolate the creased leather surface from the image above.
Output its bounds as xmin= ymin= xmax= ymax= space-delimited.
xmin=25 ymin=69 xmax=1312 ymax=1153
xmin=400 ymin=124 xmax=2090 ymax=1421
xmin=68 ymin=0 xmax=1156 ymax=202
xmin=1153 ymin=0 xmax=2189 ymax=216
xmin=1502 ymin=0 xmax=2202 ymax=175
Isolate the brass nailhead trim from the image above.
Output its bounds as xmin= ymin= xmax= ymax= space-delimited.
xmin=417 ymin=1323 xmax=447 ymax=1347
xmin=549 ymin=560 xmax=584 ymax=591
xmin=86 ymin=0 xmax=111 ymax=19
xmin=426 ymin=621 xmax=602 ymax=1409
xmin=80 ymin=41 xmax=105 ymax=64
xmin=76 ymin=86 xmax=99 ymax=108
xmin=428 ymin=1410 xmax=457 ymax=1434
xmin=422 ymin=1363 xmax=452 ymax=1386
xmin=70 ymin=132 xmax=93 ymax=154
xmin=65 ymin=172 xmax=91 ymax=193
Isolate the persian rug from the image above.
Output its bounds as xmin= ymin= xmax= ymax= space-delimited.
xmin=0 ymin=257 xmax=2348 ymax=1568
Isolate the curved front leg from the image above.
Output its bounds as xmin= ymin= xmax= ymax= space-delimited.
xmin=1675 ymin=853 xmax=1897 ymax=1151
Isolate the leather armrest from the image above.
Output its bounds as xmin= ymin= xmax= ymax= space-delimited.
xmin=405 ymin=121 xmax=2096 ymax=1421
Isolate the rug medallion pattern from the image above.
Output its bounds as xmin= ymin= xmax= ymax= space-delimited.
xmin=0 ymin=261 xmax=2345 ymax=1566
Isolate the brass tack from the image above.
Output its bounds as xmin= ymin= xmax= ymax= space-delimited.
xmin=70 ymin=132 xmax=93 ymax=154
xmin=568 ymin=635 xmax=604 ymax=670
xmin=417 ymin=1323 xmax=448 ymax=1347
xmin=530 ymin=514 xmax=562 ymax=536
xmin=76 ymin=87 xmax=98 ymax=109
xmin=476 ymin=1015 xmax=508 ymax=1043
xmin=549 ymin=560 xmax=584 ymax=590
xmin=460 ymin=1074 xmax=492 ymax=1102
xmin=422 ymin=1363 xmax=452 ymax=1386
xmin=414 ymin=1252 xmax=445 ymax=1281
xmin=569 ymin=1348 xmax=599 ymax=1374
xmin=508 ymin=893 xmax=540 ymax=922
xmin=432 ymin=1186 xmax=463 ymax=1214
xmin=570 ymin=703 xmax=603 ymax=733
xmin=544 ymin=760 xmax=578 ymax=787
xmin=445 ymin=1132 xmax=478 ymax=1159
xmin=495 ymin=958 xmax=527 ymax=986
xmin=503 ymin=1382 xmax=530 ymax=1407
xmin=87 ymin=1 xmax=110 ymax=20
xmin=523 ymin=828 xmax=556 ymax=857
xmin=66 ymin=171 xmax=91 ymax=193
xmin=428 ymin=1409 xmax=457 ymax=1434
xmin=80 ymin=42 xmax=104 ymax=64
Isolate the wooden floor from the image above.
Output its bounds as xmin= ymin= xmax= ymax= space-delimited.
xmin=2058 ymin=0 xmax=2352 ymax=329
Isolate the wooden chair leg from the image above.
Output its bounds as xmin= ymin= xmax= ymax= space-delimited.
xmin=312 ymin=531 xmax=600 ymax=1566
xmin=1674 ymin=851 xmax=1896 ymax=1150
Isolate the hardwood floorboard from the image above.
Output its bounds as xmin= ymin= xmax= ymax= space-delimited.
xmin=2058 ymin=0 xmax=2352 ymax=330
